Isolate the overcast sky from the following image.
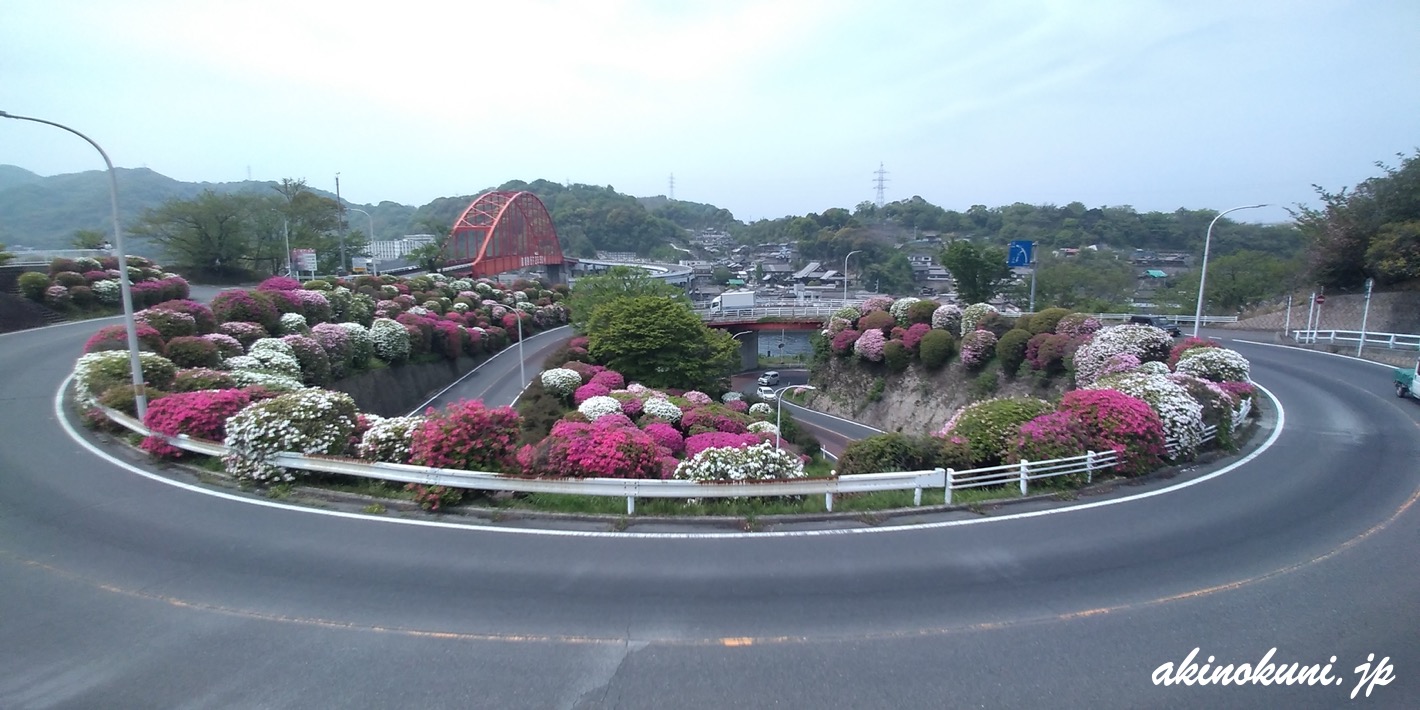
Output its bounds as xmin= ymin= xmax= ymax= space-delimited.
xmin=2 ymin=1 xmax=1416 ymax=224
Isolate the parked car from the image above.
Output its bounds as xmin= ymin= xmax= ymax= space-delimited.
xmin=1128 ymin=314 xmax=1183 ymax=337
xmin=756 ymin=385 xmax=778 ymax=401
xmin=757 ymin=371 xmax=780 ymax=386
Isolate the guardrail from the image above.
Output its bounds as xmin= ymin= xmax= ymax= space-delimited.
xmin=1091 ymin=313 xmax=1239 ymax=324
xmin=6 ymin=249 xmax=110 ymax=265
xmin=1290 ymin=329 xmax=1420 ymax=350
xmin=94 ymin=393 xmax=1254 ymax=516
xmin=699 ymin=305 xmax=852 ymax=322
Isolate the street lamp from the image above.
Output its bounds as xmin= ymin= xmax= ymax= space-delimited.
xmin=1192 ymin=204 xmax=1268 ymax=337
xmin=270 ymin=210 xmax=292 ymax=277
xmin=775 ymin=384 xmax=817 ymax=449
xmin=516 ymin=309 xmax=526 ymax=388
xmin=843 ymin=250 xmax=862 ymax=304
xmin=1 ymin=110 xmax=148 ymax=419
xmin=348 ymin=207 xmax=374 ymax=275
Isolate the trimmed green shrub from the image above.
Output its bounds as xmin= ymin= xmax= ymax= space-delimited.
xmin=942 ymin=396 xmax=1055 ymax=467
xmin=837 ymin=432 xmax=939 ymax=476
xmin=170 ymin=368 xmax=238 ymax=392
xmin=883 ymin=340 xmax=911 ymax=372
xmin=73 ymin=351 xmax=179 ymax=408
xmin=1028 ymin=307 xmax=1071 ymax=335
xmin=164 ymin=336 xmax=222 ymax=368
xmin=18 ymin=271 xmax=50 ymax=301
xmin=996 ymin=328 xmax=1033 ymax=374
xmin=858 ymin=310 xmax=895 ymax=333
xmin=918 ymin=329 xmax=956 ymax=369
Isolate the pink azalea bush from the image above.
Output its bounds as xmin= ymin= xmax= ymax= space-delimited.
xmin=1097 ymin=352 xmax=1142 ymax=380
xmin=409 ymin=400 xmax=521 ymax=472
xmin=959 ymin=330 xmax=998 ymax=369
xmin=516 ymin=418 xmax=664 ymax=479
xmin=642 ymin=421 xmax=685 ymax=455
xmin=142 ymin=388 xmax=253 ymax=458
xmin=574 ymin=382 xmax=612 ymax=405
xmin=589 ymin=369 xmax=626 ymax=390
xmin=854 ymin=328 xmax=887 ymax=362
xmin=1167 ymin=337 xmax=1218 ymax=368
xmin=84 ymin=323 xmax=165 ymax=355
xmin=684 ymin=431 xmax=769 ymax=458
xmin=902 ymin=323 xmax=932 ymax=352
xmin=1006 ymin=410 xmax=1094 ymax=485
xmin=1054 ymin=313 xmax=1102 ymax=338
xmin=201 ymin=333 xmax=244 ymax=359
xmin=151 ymin=299 xmax=216 ymax=334
xmin=831 ymin=329 xmax=861 ymax=356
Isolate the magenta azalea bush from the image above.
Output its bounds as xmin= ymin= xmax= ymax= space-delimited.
xmin=409 ymin=400 xmax=521 ymax=472
xmin=831 ymin=329 xmax=861 ymax=356
xmin=684 ymin=431 xmax=770 ymax=458
xmin=516 ymin=418 xmax=664 ymax=479
xmin=1054 ymin=313 xmax=1102 ymax=338
xmin=674 ymin=441 xmax=805 ymax=482
xmin=574 ymin=382 xmax=613 ymax=406
xmin=1072 ymin=324 xmax=1173 ymax=386
xmin=1056 ymin=389 xmax=1167 ymax=476
xmin=142 ymin=388 xmax=253 ymax=458
xmin=1007 ymin=410 xmax=1093 ymax=484
xmin=642 ymin=421 xmax=685 ymax=455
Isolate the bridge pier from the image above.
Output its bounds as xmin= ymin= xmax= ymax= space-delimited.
xmin=737 ymin=332 xmax=760 ymax=372
xmin=545 ymin=263 xmax=565 ymax=286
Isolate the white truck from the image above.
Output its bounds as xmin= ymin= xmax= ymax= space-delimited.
xmin=1395 ymin=358 xmax=1419 ymax=402
xmin=709 ymin=290 xmax=756 ymax=314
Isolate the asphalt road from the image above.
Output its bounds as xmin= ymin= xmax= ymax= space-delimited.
xmin=1 ymin=324 xmax=1418 ymax=708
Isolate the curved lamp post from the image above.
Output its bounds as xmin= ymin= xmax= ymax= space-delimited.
xmin=348 ymin=207 xmax=375 ymax=275
xmin=774 ymin=384 xmax=816 ymax=449
xmin=1193 ymin=204 xmax=1268 ymax=337
xmin=1 ymin=110 xmax=148 ymax=419
xmin=843 ymin=250 xmax=862 ymax=304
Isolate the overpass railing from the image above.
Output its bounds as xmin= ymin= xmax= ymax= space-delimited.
xmin=7 ymin=249 xmax=110 ymax=265
xmin=92 ymin=395 xmax=1249 ymax=517
xmin=1289 ymin=329 xmax=1420 ymax=350
xmin=698 ymin=304 xmax=856 ymax=322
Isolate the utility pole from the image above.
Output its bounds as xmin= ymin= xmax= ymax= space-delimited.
xmin=334 ymin=172 xmax=348 ymax=275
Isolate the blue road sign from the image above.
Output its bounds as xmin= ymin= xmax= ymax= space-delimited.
xmin=1008 ymin=240 xmax=1035 ymax=267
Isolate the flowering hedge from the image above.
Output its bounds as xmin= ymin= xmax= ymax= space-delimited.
xmin=142 ymin=388 xmax=253 ymax=458
xmin=516 ymin=419 xmax=664 ymax=479
xmin=1056 ymin=389 xmax=1167 ymax=475
xmin=170 ymin=368 xmax=237 ymax=392
xmin=1007 ymin=411 xmax=1093 ymax=483
xmin=74 ymin=350 xmax=177 ymax=408
xmin=1088 ymin=372 xmax=1203 ymax=460
xmin=674 ymin=441 xmax=804 ymax=482
xmin=931 ymin=304 xmax=962 ymax=332
xmin=858 ymin=295 xmax=894 ymax=315
xmin=1175 ymin=347 xmax=1250 ymax=383
xmin=683 ymin=431 xmax=768 ymax=457
xmin=369 ymin=318 xmax=410 ymax=363
xmin=282 ymin=334 xmax=332 ymax=386
xmin=84 ymin=323 xmax=166 ymax=355
xmin=1072 ymin=324 xmax=1173 ymax=386
xmin=577 ymin=394 xmax=622 ymax=420
xmin=831 ymin=329 xmax=862 ymax=356
xmin=357 ymin=415 xmax=424 ymax=464
xmin=939 ymin=396 xmax=1055 ymax=467
xmin=278 ymin=312 xmax=309 ymax=335
xmin=889 ymin=297 xmax=922 ymax=325
xmin=165 ymin=336 xmax=222 ymax=369
xmin=223 ymin=389 xmax=359 ymax=483
xmin=1167 ymin=337 xmax=1218 ymax=368
xmin=135 ymin=308 xmax=197 ymax=340
xmin=642 ymin=397 xmax=682 ymax=423
xmin=642 ymin=421 xmax=685 ymax=455
xmin=409 ymin=400 xmax=521 ymax=472
xmin=1054 ymin=313 xmax=1102 ymax=338
xmin=540 ymin=368 xmax=583 ymax=397
xmin=211 ymin=289 xmax=279 ymax=330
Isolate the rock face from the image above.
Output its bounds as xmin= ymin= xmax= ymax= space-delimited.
xmin=1225 ymin=291 xmax=1420 ymax=334
xmin=331 ymin=356 xmax=487 ymax=418
xmin=802 ymin=357 xmax=1071 ymax=435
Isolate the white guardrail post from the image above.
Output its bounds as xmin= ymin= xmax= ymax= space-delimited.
xmin=826 ymin=491 xmax=834 ymax=512
xmin=946 ymin=468 xmax=955 ymax=505
xmin=1019 ymin=460 xmax=1029 ymax=496
xmin=1085 ymin=450 xmax=1095 ymax=485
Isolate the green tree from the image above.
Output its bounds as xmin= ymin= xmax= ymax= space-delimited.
xmin=940 ymin=240 xmax=1010 ymax=304
xmin=406 ymin=242 xmax=445 ymax=272
xmin=0 ymin=242 xmax=13 ymax=267
xmin=71 ymin=229 xmax=108 ymax=250
xmin=585 ymin=295 xmax=738 ymax=390
xmin=566 ymin=266 xmax=690 ymax=332
xmin=129 ymin=190 xmax=254 ymax=276
xmin=1153 ymin=251 xmax=1306 ymax=314
xmin=1028 ymin=250 xmax=1134 ymax=310
xmin=711 ymin=265 xmax=734 ymax=285
xmin=1296 ymin=150 xmax=1420 ymax=289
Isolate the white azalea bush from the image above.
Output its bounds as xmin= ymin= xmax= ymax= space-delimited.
xmin=1072 ymin=324 xmax=1174 ymax=386
xmin=720 ymin=391 xmax=743 ymax=403
xmin=642 ymin=396 xmax=683 ymax=423
xmin=748 ymin=402 xmax=772 ymax=417
xmin=577 ymin=395 xmax=623 ymax=421
xmin=278 ymin=312 xmax=308 ymax=335
xmin=1136 ymin=360 xmax=1170 ymax=376
xmin=960 ymin=303 xmax=998 ymax=336
xmin=339 ymin=322 xmax=374 ymax=367
xmin=746 ymin=420 xmax=779 ymax=436
xmin=889 ymin=297 xmax=922 ymax=325
xmin=357 ymin=414 xmax=424 ymax=464
xmin=1175 ymin=347 xmax=1251 ymax=383
xmin=1089 ymin=372 xmax=1204 ymax=459
xmin=540 ymin=368 xmax=584 ymax=397
xmin=674 ymin=441 xmax=805 ymax=482
xmin=931 ymin=303 xmax=962 ymax=332
xmin=223 ymin=389 xmax=359 ymax=483
xmin=91 ymin=278 xmax=121 ymax=304
xmin=369 ymin=317 xmax=410 ymax=363
xmin=240 ymin=338 xmax=303 ymax=380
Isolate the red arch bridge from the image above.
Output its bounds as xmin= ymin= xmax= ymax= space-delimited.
xmin=434 ymin=191 xmax=569 ymax=283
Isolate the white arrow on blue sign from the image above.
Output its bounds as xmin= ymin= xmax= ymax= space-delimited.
xmin=1008 ymin=240 xmax=1034 ymax=267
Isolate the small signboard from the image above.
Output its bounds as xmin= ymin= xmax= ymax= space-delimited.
xmin=292 ymin=248 xmax=317 ymax=272
xmin=1315 ymin=294 xmax=1326 ymax=305
xmin=1008 ymin=240 xmax=1035 ymax=268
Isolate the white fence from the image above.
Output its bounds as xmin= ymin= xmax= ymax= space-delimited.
xmin=700 ymin=307 xmax=1240 ymax=325
xmin=1091 ymin=313 xmax=1239 ymax=324
xmin=94 ymin=393 xmax=1253 ymax=516
xmin=1290 ymin=329 xmax=1420 ymax=351
xmin=6 ymin=249 xmax=110 ymax=265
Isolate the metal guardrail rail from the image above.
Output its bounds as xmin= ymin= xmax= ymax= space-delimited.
xmin=1290 ymin=329 xmax=1420 ymax=350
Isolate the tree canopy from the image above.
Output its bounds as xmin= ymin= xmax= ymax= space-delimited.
xmin=585 ymin=295 xmax=738 ymax=391
xmin=1297 ymin=150 xmax=1420 ymax=289
xmin=940 ymin=240 xmax=1011 ymax=304
xmin=565 ymin=266 xmax=690 ymax=333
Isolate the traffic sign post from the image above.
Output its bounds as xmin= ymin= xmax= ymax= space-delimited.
xmin=1008 ymin=240 xmax=1037 ymax=312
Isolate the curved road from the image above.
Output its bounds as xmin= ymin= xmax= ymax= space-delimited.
xmin=1 ymin=322 xmax=1418 ymax=708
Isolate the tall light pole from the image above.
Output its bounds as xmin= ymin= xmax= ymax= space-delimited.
xmin=1 ymin=111 xmax=148 ymax=419
xmin=516 ymin=309 xmax=526 ymax=387
xmin=334 ymin=172 xmax=348 ymax=275
xmin=348 ymin=207 xmax=374 ymax=275
xmin=843 ymin=250 xmax=862 ymax=304
xmin=271 ymin=210 xmax=292 ymax=277
xmin=775 ymin=384 xmax=816 ymax=449
xmin=1193 ymin=204 xmax=1268 ymax=337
